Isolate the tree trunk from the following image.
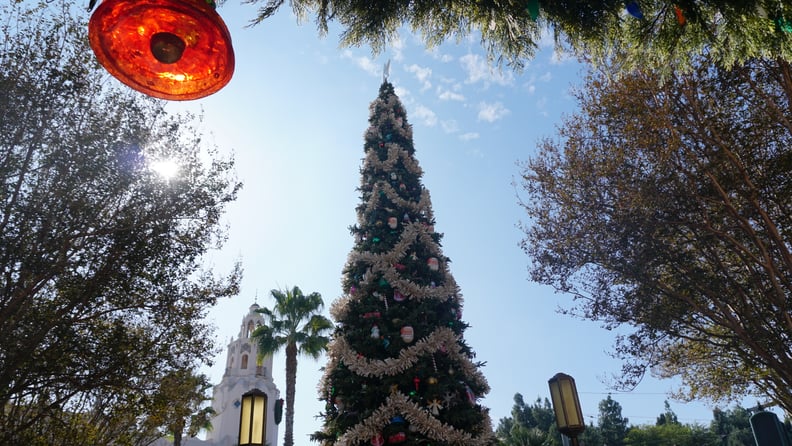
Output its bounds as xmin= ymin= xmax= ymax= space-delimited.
xmin=284 ymin=342 xmax=298 ymax=446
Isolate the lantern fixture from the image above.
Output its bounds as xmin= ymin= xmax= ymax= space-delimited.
xmin=548 ymin=372 xmax=585 ymax=446
xmin=239 ymin=388 xmax=268 ymax=446
xmin=750 ymin=410 xmax=792 ymax=446
xmin=88 ymin=0 xmax=234 ymax=100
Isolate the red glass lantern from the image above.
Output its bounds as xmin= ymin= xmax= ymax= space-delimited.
xmin=88 ymin=0 xmax=234 ymax=100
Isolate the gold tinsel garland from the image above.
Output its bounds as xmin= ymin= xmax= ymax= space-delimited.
xmin=333 ymin=392 xmax=495 ymax=446
xmin=328 ymin=326 xmax=489 ymax=392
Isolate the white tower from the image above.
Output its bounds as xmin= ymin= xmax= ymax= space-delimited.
xmin=206 ymin=303 xmax=280 ymax=446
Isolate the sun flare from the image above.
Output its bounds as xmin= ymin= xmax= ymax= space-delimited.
xmin=150 ymin=158 xmax=179 ymax=180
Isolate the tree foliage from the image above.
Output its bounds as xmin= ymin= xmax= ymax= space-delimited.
xmin=252 ymin=286 xmax=333 ymax=446
xmin=710 ymin=406 xmax=755 ymax=446
xmin=497 ymin=393 xmax=758 ymax=446
xmin=624 ymin=422 xmax=718 ymax=446
xmin=244 ymin=0 xmax=792 ymax=71
xmin=144 ymin=371 xmax=216 ymax=446
xmin=518 ymin=53 xmax=792 ymax=413
xmin=0 ymin=1 xmax=241 ymax=443
xmin=656 ymin=400 xmax=680 ymax=426
xmin=496 ymin=394 xmax=560 ymax=446
xmin=598 ymin=395 xmax=629 ymax=446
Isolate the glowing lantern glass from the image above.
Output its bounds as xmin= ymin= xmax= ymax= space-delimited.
xmin=88 ymin=0 xmax=234 ymax=100
xmin=239 ymin=388 xmax=267 ymax=445
xmin=548 ymin=372 xmax=585 ymax=445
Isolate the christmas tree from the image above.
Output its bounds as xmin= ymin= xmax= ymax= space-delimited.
xmin=312 ymin=81 xmax=494 ymax=446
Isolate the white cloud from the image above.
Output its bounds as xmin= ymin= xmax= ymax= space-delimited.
xmin=477 ymin=101 xmax=510 ymax=122
xmin=459 ymin=54 xmax=513 ymax=86
xmin=441 ymin=119 xmax=459 ymax=133
xmin=550 ymin=48 xmax=575 ymax=65
xmin=537 ymin=29 xmax=555 ymax=49
xmin=524 ymin=72 xmax=551 ymax=94
xmin=394 ymin=86 xmax=413 ymax=105
xmin=426 ymin=47 xmax=454 ymax=63
xmin=390 ymin=37 xmax=405 ymax=62
xmin=413 ymin=105 xmax=437 ymax=127
xmin=437 ymin=86 xmax=465 ymax=101
xmin=405 ymin=64 xmax=432 ymax=91
xmin=459 ymin=132 xmax=480 ymax=141
xmin=341 ymin=50 xmax=380 ymax=77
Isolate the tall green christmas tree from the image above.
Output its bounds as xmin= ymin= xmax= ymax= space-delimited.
xmin=312 ymin=81 xmax=494 ymax=446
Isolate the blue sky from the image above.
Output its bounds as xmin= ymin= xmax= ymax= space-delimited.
xmin=156 ymin=1 xmax=750 ymax=441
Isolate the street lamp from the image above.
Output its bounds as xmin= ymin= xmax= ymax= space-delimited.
xmin=548 ymin=373 xmax=585 ymax=446
xmin=239 ymin=388 xmax=268 ymax=446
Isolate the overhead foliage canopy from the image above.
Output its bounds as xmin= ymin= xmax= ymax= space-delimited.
xmin=245 ymin=0 xmax=792 ymax=70
xmin=518 ymin=54 xmax=792 ymax=414
xmin=0 ymin=1 xmax=241 ymax=444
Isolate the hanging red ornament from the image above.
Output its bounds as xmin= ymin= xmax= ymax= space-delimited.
xmin=674 ymin=5 xmax=685 ymax=26
xmin=88 ymin=0 xmax=234 ymax=100
xmin=413 ymin=376 xmax=420 ymax=391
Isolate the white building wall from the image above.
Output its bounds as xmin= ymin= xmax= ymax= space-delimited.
xmin=205 ymin=303 xmax=280 ymax=446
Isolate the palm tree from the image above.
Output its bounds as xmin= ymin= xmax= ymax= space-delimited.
xmin=252 ymin=286 xmax=333 ymax=446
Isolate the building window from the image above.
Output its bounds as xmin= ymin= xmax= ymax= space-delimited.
xmin=241 ymin=354 xmax=248 ymax=369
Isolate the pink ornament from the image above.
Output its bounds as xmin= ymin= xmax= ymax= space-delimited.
xmin=400 ymin=326 xmax=414 ymax=343
xmin=465 ymin=384 xmax=476 ymax=405
xmin=427 ymin=257 xmax=439 ymax=271
xmin=393 ymin=290 xmax=406 ymax=302
xmin=388 ymin=217 xmax=398 ymax=229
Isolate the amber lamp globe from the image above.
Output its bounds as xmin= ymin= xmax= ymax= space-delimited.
xmin=88 ymin=0 xmax=234 ymax=100
xmin=548 ymin=372 xmax=585 ymax=446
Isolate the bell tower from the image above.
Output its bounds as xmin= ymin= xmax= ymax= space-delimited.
xmin=206 ymin=303 xmax=280 ymax=446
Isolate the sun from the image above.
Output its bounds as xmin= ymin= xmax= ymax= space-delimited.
xmin=150 ymin=158 xmax=179 ymax=180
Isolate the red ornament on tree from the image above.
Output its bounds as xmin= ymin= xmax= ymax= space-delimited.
xmin=88 ymin=0 xmax=234 ymax=100
xmin=388 ymin=432 xmax=407 ymax=444
xmin=371 ymin=433 xmax=385 ymax=446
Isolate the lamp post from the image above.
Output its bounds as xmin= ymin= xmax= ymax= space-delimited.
xmin=239 ymin=388 xmax=268 ymax=446
xmin=548 ymin=373 xmax=585 ymax=446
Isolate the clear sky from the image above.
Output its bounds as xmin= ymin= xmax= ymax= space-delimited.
xmin=159 ymin=2 xmax=754 ymax=442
